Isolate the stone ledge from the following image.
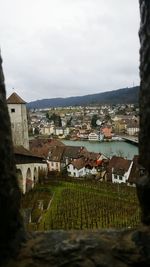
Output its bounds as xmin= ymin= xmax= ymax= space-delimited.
xmin=6 ymin=226 xmax=150 ymax=267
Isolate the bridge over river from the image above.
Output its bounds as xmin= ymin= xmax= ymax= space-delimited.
xmin=119 ymin=135 xmax=139 ymax=145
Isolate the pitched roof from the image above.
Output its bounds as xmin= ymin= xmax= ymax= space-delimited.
xmin=71 ymin=158 xmax=86 ymax=170
xmin=107 ymin=156 xmax=132 ymax=182
xmin=128 ymin=155 xmax=140 ymax=184
xmin=7 ymin=92 xmax=26 ymax=104
xmin=14 ymin=146 xmax=44 ymax=159
xmin=69 ymin=151 xmax=105 ymax=170
xmin=80 ymin=151 xmax=101 ymax=161
xmin=61 ymin=146 xmax=87 ymax=163
xmin=30 ymin=138 xmax=64 ymax=148
xmin=46 ymin=145 xmax=86 ymax=163
xmin=29 ymin=138 xmax=65 ymax=158
xmin=127 ymin=121 xmax=139 ymax=128
xmin=48 ymin=146 xmax=65 ymax=162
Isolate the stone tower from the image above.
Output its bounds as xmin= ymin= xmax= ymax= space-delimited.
xmin=7 ymin=92 xmax=29 ymax=149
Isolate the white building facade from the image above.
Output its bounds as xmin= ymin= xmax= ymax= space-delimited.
xmin=112 ymin=161 xmax=133 ymax=184
xmin=88 ymin=132 xmax=99 ymax=141
xmin=7 ymin=92 xmax=48 ymax=193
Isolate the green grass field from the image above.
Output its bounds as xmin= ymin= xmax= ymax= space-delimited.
xmin=24 ymin=179 xmax=141 ymax=231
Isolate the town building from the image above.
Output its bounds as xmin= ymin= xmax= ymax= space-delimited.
xmin=67 ymin=151 xmax=108 ymax=178
xmin=7 ymin=92 xmax=29 ymax=149
xmin=126 ymin=121 xmax=139 ymax=136
xmin=7 ymin=92 xmax=47 ymax=193
xmin=14 ymin=146 xmax=47 ymax=193
xmin=101 ymin=125 xmax=112 ymax=139
xmin=47 ymin=145 xmax=87 ymax=172
xmin=88 ymin=132 xmax=99 ymax=141
xmin=40 ymin=125 xmax=55 ymax=136
xmin=107 ymin=156 xmax=133 ymax=184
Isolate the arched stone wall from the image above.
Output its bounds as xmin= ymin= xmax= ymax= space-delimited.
xmin=16 ymin=163 xmax=47 ymax=193
xmin=33 ymin=167 xmax=38 ymax=184
xmin=26 ymin=168 xmax=32 ymax=193
xmin=16 ymin=169 xmax=23 ymax=191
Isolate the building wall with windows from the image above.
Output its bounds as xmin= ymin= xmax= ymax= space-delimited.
xmin=48 ymin=161 xmax=61 ymax=172
xmin=126 ymin=126 xmax=139 ymax=136
xmin=8 ymin=104 xmax=29 ymax=149
xmin=67 ymin=164 xmax=86 ymax=177
xmin=7 ymin=93 xmax=29 ymax=150
xmin=88 ymin=132 xmax=99 ymax=141
xmin=112 ymin=161 xmax=133 ymax=184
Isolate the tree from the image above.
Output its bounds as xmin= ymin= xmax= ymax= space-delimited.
xmin=50 ymin=113 xmax=62 ymax=127
xmin=46 ymin=112 xmax=50 ymax=121
xmin=91 ymin=114 xmax=98 ymax=128
xmin=66 ymin=117 xmax=72 ymax=127
xmin=104 ymin=114 xmax=111 ymax=122
xmin=34 ymin=127 xmax=39 ymax=135
xmin=57 ymin=116 xmax=62 ymax=127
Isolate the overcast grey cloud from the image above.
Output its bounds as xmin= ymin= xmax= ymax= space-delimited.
xmin=0 ymin=0 xmax=140 ymax=102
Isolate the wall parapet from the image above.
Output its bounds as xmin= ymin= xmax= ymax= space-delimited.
xmin=6 ymin=227 xmax=150 ymax=267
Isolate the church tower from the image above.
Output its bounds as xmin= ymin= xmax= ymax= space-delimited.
xmin=7 ymin=92 xmax=29 ymax=149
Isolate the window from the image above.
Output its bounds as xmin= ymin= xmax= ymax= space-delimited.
xmin=119 ymin=176 xmax=122 ymax=180
xmin=11 ymin=108 xmax=15 ymax=113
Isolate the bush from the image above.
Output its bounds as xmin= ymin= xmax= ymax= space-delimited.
xmin=31 ymin=208 xmax=42 ymax=223
xmin=39 ymin=169 xmax=48 ymax=184
xmin=47 ymin=170 xmax=59 ymax=178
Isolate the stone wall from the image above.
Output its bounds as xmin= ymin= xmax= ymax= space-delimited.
xmin=7 ymin=103 xmax=29 ymax=150
xmin=16 ymin=162 xmax=47 ymax=193
xmin=0 ymin=53 xmax=25 ymax=264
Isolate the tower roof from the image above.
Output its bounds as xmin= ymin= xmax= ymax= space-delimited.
xmin=7 ymin=92 xmax=26 ymax=104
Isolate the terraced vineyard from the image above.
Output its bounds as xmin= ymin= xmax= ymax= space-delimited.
xmin=36 ymin=180 xmax=141 ymax=230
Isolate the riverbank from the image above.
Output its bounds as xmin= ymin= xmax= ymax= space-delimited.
xmin=62 ymin=140 xmax=138 ymax=160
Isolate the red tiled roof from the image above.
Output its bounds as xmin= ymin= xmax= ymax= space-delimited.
xmin=7 ymin=92 xmax=26 ymax=104
xmin=61 ymin=146 xmax=87 ymax=162
xmin=71 ymin=158 xmax=86 ymax=170
xmin=47 ymin=145 xmax=87 ymax=163
xmin=70 ymin=154 xmax=103 ymax=170
xmin=80 ymin=151 xmax=100 ymax=161
xmin=29 ymin=138 xmax=65 ymax=158
xmin=48 ymin=146 xmax=65 ymax=162
xmin=30 ymin=138 xmax=64 ymax=148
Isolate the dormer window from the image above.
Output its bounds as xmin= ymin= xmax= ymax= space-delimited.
xmin=11 ymin=108 xmax=15 ymax=113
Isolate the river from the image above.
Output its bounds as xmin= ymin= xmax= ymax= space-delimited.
xmin=62 ymin=140 xmax=138 ymax=160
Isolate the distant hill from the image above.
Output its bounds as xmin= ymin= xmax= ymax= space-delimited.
xmin=27 ymin=86 xmax=139 ymax=109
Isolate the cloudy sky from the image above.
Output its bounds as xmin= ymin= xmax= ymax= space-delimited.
xmin=0 ymin=0 xmax=140 ymax=102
